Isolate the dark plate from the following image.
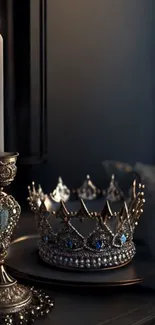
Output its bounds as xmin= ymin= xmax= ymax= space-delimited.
xmin=5 ymin=235 xmax=155 ymax=288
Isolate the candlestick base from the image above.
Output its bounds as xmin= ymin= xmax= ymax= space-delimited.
xmin=0 ymin=265 xmax=31 ymax=315
xmin=0 ymin=285 xmax=54 ymax=324
xmin=0 ymin=257 xmax=54 ymax=324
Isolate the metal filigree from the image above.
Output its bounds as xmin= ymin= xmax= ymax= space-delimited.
xmin=28 ymin=174 xmax=125 ymax=202
xmin=0 ymin=280 xmax=31 ymax=313
xmin=0 ymin=153 xmax=18 ymax=187
xmin=0 ymin=287 xmax=54 ymax=325
xmin=28 ymin=179 xmax=145 ymax=271
xmin=0 ymin=152 xmax=54 ymax=323
xmin=0 ymin=192 xmax=21 ymax=253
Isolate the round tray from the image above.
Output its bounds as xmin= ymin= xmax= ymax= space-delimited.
xmin=5 ymin=235 xmax=155 ymax=288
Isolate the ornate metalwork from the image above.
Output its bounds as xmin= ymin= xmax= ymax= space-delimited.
xmin=28 ymin=174 xmax=126 ymax=203
xmin=28 ymin=179 xmax=145 ymax=271
xmin=0 ymin=152 xmax=54 ymax=324
xmin=0 ymin=153 xmax=18 ymax=187
xmin=0 ymin=280 xmax=31 ymax=313
xmin=0 ymin=287 xmax=54 ymax=324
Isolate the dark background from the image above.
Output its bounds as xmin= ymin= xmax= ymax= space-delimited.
xmin=1 ymin=0 xmax=155 ymax=204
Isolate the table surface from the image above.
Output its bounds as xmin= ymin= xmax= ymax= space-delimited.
xmin=10 ymin=211 xmax=155 ymax=325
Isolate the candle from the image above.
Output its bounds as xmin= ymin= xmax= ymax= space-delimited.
xmin=0 ymin=35 xmax=4 ymax=152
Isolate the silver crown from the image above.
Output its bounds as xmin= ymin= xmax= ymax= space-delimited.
xmin=27 ymin=180 xmax=145 ymax=271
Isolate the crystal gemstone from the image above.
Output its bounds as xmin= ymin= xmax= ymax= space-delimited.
xmin=0 ymin=205 xmax=9 ymax=232
xmin=121 ymin=234 xmax=127 ymax=244
xmin=67 ymin=239 xmax=73 ymax=249
xmin=43 ymin=235 xmax=49 ymax=243
xmin=96 ymin=240 xmax=102 ymax=249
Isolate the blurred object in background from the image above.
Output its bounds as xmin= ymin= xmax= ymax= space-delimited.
xmin=102 ymin=160 xmax=141 ymax=196
xmin=134 ymin=163 xmax=155 ymax=197
xmin=105 ymin=174 xmax=124 ymax=202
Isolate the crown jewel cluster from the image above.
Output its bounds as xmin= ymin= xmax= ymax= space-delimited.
xmin=28 ymin=179 xmax=145 ymax=271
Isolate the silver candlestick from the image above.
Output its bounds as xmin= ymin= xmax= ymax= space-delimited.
xmin=0 ymin=152 xmax=54 ymax=324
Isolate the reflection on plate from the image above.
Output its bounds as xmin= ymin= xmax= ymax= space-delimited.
xmin=5 ymin=235 xmax=155 ymax=288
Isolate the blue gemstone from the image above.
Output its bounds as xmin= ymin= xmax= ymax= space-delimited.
xmin=96 ymin=240 xmax=102 ymax=249
xmin=0 ymin=206 xmax=9 ymax=232
xmin=43 ymin=236 xmax=49 ymax=243
xmin=121 ymin=234 xmax=127 ymax=244
xmin=67 ymin=240 xmax=73 ymax=249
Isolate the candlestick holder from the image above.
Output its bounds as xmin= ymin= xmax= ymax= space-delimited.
xmin=0 ymin=152 xmax=54 ymax=324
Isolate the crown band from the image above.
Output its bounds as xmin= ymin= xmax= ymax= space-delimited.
xmin=39 ymin=240 xmax=135 ymax=270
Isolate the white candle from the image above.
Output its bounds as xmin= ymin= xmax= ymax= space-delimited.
xmin=0 ymin=35 xmax=4 ymax=152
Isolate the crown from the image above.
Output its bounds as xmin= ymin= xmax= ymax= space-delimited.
xmin=40 ymin=174 xmax=124 ymax=203
xmin=27 ymin=179 xmax=145 ymax=271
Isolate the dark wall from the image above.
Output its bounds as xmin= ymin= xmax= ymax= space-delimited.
xmin=46 ymin=0 xmax=154 ymax=185
xmin=3 ymin=0 xmax=155 ymax=200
